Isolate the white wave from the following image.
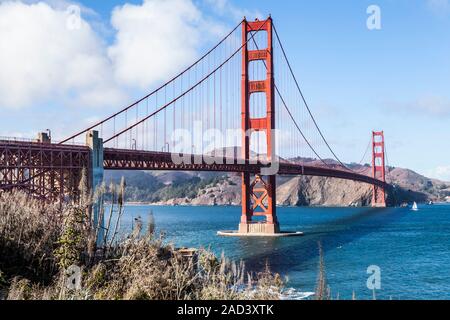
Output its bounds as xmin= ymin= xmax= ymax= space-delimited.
xmin=280 ymin=288 xmax=315 ymax=300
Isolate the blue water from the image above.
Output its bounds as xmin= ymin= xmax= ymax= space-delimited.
xmin=116 ymin=204 xmax=450 ymax=300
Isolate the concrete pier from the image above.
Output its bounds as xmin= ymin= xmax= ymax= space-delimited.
xmin=37 ymin=132 xmax=51 ymax=143
xmin=86 ymin=130 xmax=104 ymax=245
xmin=239 ymin=222 xmax=280 ymax=234
xmin=218 ymin=222 xmax=303 ymax=238
xmin=217 ymin=230 xmax=303 ymax=238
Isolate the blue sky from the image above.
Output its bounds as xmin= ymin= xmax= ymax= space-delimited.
xmin=0 ymin=0 xmax=449 ymax=180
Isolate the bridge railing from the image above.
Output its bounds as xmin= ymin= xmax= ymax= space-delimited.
xmin=0 ymin=136 xmax=38 ymax=143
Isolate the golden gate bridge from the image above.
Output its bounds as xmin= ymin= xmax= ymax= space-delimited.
xmin=0 ymin=17 xmax=388 ymax=236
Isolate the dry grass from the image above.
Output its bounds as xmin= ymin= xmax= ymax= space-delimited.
xmin=0 ymin=181 xmax=284 ymax=300
xmin=315 ymin=241 xmax=331 ymax=300
xmin=0 ymin=191 xmax=62 ymax=282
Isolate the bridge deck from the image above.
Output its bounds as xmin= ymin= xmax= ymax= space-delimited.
xmin=0 ymin=141 xmax=387 ymax=191
xmin=103 ymin=148 xmax=387 ymax=188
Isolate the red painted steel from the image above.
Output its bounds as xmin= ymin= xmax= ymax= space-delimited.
xmin=102 ymin=149 xmax=387 ymax=187
xmin=0 ymin=17 xmax=390 ymax=214
xmin=0 ymin=142 xmax=389 ymax=202
xmin=0 ymin=139 xmax=90 ymax=202
xmin=371 ymin=131 xmax=387 ymax=207
xmin=240 ymin=18 xmax=278 ymax=232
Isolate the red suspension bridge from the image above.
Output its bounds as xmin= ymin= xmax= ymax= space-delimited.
xmin=0 ymin=17 xmax=389 ymax=235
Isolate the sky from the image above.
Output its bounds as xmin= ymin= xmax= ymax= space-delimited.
xmin=0 ymin=0 xmax=449 ymax=181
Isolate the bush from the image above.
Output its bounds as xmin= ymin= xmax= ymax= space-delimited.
xmin=0 ymin=185 xmax=283 ymax=300
xmin=0 ymin=192 xmax=62 ymax=282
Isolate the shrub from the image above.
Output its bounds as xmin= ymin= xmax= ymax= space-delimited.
xmin=0 ymin=191 xmax=62 ymax=282
xmin=0 ymin=182 xmax=283 ymax=300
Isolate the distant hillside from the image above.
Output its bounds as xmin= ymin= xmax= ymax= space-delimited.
xmin=104 ymin=170 xmax=227 ymax=204
xmin=104 ymin=160 xmax=450 ymax=207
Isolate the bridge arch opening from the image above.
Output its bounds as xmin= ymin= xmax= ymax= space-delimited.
xmin=249 ymin=92 xmax=267 ymax=118
xmin=248 ymin=60 xmax=267 ymax=82
xmin=249 ymin=131 xmax=268 ymax=161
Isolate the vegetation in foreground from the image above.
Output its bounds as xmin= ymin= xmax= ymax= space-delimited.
xmin=0 ymin=177 xmax=283 ymax=300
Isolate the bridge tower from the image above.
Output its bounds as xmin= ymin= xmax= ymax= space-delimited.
xmin=371 ymin=131 xmax=386 ymax=207
xmin=239 ymin=17 xmax=280 ymax=234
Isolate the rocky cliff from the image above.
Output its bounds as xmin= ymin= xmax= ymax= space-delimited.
xmin=104 ymin=163 xmax=450 ymax=207
xmin=276 ymin=176 xmax=373 ymax=206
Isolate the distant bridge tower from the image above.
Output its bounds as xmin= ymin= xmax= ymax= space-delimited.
xmin=371 ymin=131 xmax=386 ymax=207
xmin=239 ymin=17 xmax=279 ymax=234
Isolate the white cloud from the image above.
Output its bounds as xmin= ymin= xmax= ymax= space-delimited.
xmin=0 ymin=0 xmax=98 ymax=16
xmin=0 ymin=1 xmax=124 ymax=109
xmin=0 ymin=0 xmax=253 ymax=112
xmin=203 ymin=0 xmax=262 ymax=21
xmin=427 ymin=165 xmax=450 ymax=182
xmin=386 ymin=95 xmax=450 ymax=117
xmin=412 ymin=96 xmax=450 ymax=116
xmin=108 ymin=0 xmax=216 ymax=89
xmin=426 ymin=0 xmax=450 ymax=15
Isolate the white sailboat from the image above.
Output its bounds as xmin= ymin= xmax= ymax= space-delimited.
xmin=411 ymin=202 xmax=419 ymax=211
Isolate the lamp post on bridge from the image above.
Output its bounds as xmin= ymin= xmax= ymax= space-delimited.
xmin=45 ymin=129 xmax=51 ymax=142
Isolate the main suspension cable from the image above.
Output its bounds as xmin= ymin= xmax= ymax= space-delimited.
xmin=247 ymin=31 xmax=330 ymax=167
xmin=60 ymin=20 xmax=243 ymax=144
xmin=104 ymin=19 xmax=269 ymax=144
xmin=358 ymin=136 xmax=372 ymax=165
xmin=273 ymin=23 xmax=353 ymax=171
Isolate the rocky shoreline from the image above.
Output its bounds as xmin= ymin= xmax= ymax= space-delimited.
xmin=105 ymin=164 xmax=450 ymax=208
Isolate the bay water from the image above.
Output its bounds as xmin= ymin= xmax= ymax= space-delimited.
xmin=117 ymin=204 xmax=450 ymax=300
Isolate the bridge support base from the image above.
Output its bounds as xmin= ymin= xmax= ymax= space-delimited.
xmin=218 ymin=229 xmax=303 ymax=238
xmin=86 ymin=130 xmax=105 ymax=246
xmin=371 ymin=200 xmax=387 ymax=208
xmin=238 ymin=222 xmax=280 ymax=234
xmin=238 ymin=174 xmax=282 ymax=235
